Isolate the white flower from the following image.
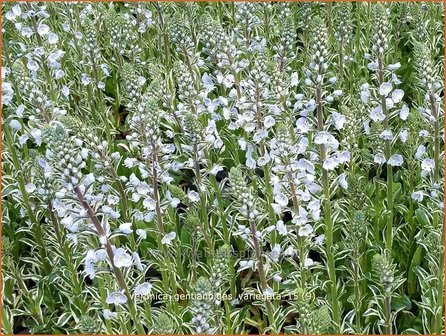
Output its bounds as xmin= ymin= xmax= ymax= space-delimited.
xmin=308 ymin=200 xmax=320 ymax=220
xmin=411 ymin=191 xmax=424 ymax=202
xmin=25 ymin=183 xmax=36 ymax=193
xmin=37 ymin=23 xmax=50 ymax=35
xmin=246 ymin=146 xmax=256 ymax=169
xmin=314 ymin=131 xmax=339 ymax=150
xmin=361 ymin=89 xmax=370 ymax=103
xmin=82 ymin=173 xmax=95 ymax=187
xmin=391 ymin=89 xmax=404 ymax=103
xmin=337 ymin=150 xmax=350 ymax=164
xmin=419 ymin=130 xmax=429 ymax=138
xmin=143 ymin=197 xmax=156 ymax=210
xmin=296 ymin=117 xmax=311 ymax=133
xmin=62 ymin=86 xmax=70 ymax=97
xmin=332 ymin=112 xmax=346 ymax=130
xmin=9 ymin=119 xmax=22 ymax=131
xmin=374 ymin=153 xmax=386 ymax=165
xmin=380 ymin=130 xmax=393 ymax=141
xmin=386 ymin=98 xmax=394 ymax=110
xmin=264 ymin=116 xmax=275 ymax=129
xmin=161 ymin=231 xmax=176 ymax=245
xmin=2 ymin=82 xmax=14 ymax=106
xmin=85 ymin=261 xmax=96 ymax=279
xmin=273 ymin=274 xmax=282 ymax=283
xmin=367 ymin=61 xmax=378 ymax=70
xmin=19 ymin=135 xmax=29 ymax=146
xmin=86 ymin=249 xmax=99 ymax=263
xmin=124 ymin=157 xmax=137 ymax=168
xmin=238 ymin=260 xmax=254 ymax=272
xmin=134 ymin=282 xmax=152 ymax=296
xmin=315 ymin=234 xmax=325 ymax=245
xmin=187 ymin=190 xmax=200 ymax=203
xmin=276 ymin=220 xmax=288 ymax=236
xmin=27 ymin=58 xmax=39 ymax=71
xmin=263 ymin=287 xmax=274 ymax=297
xmin=421 ymin=158 xmax=435 ymax=172
xmin=274 ymin=193 xmax=288 ymax=207
xmin=102 ymin=206 xmax=120 ymax=219
xmin=210 ymin=165 xmax=224 ymax=175
xmin=106 ymin=291 xmax=128 ymax=305
xmin=399 ymin=129 xmax=408 ymax=143
xmin=323 ymin=157 xmax=340 ymax=171
xmin=370 ymin=105 xmax=385 ymax=122
xmin=21 ymin=26 xmax=33 ymax=38
xmin=119 ymin=223 xmax=133 ymax=234
xmin=388 ymin=154 xmax=404 ymax=167
xmin=283 ymin=246 xmax=296 ymax=257
xmin=202 ymin=73 xmax=214 ymax=91
xmin=338 ymin=173 xmax=348 ymax=190
xmin=399 ymin=104 xmax=409 ymax=121
xmin=238 ymin=138 xmax=247 ymax=150
xmin=298 ymin=224 xmax=314 ymax=237
xmin=165 ymin=191 xmax=180 ymax=208
xmin=133 ymin=252 xmax=144 ymax=271
xmin=96 ymin=249 xmax=107 ymax=262
xmin=60 ymin=215 xmax=78 ymax=232
xmin=103 ymin=309 xmax=118 ymax=320
xmin=392 ymin=73 xmax=402 ymax=85
xmin=113 ymin=248 xmax=133 ymax=268
xmin=5 ymin=11 xmax=16 ymax=21
xmin=136 ymin=229 xmax=147 ymax=240
xmin=11 ymin=5 xmax=21 ymax=16
xmin=304 ymin=258 xmax=314 ymax=268
xmin=223 ymin=74 xmax=235 ymax=88
xmin=415 ymin=145 xmax=426 ymax=159
xmin=292 ymin=207 xmax=308 ymax=226
xmin=48 ymin=32 xmax=59 ymax=44
xmin=16 ymin=105 xmax=25 ymax=117
xmin=379 ymin=82 xmax=392 ymax=96
xmin=388 ymin=62 xmax=401 ymax=71
xmin=333 ymin=90 xmax=343 ymax=97
xmin=291 ymin=72 xmax=299 ymax=86
xmin=81 ymin=74 xmax=91 ymax=85
xmin=270 ymin=244 xmax=281 ymax=263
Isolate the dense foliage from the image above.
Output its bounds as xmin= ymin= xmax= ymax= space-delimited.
xmin=1 ymin=2 xmax=444 ymax=334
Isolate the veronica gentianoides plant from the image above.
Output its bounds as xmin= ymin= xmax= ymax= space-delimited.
xmin=362 ymin=3 xmax=408 ymax=251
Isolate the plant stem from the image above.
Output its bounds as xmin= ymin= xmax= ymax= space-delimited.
xmin=4 ymin=126 xmax=51 ymax=275
xmin=27 ymin=6 xmax=57 ymax=103
xmin=377 ymin=55 xmax=393 ymax=252
xmin=254 ymin=84 xmax=277 ymax=244
xmin=48 ymin=201 xmax=86 ymax=314
xmin=193 ymin=142 xmax=213 ymax=253
xmin=385 ymin=294 xmax=392 ymax=334
xmin=353 ymin=247 xmax=361 ymax=334
xmin=286 ymin=168 xmax=306 ymax=289
xmin=150 ymin=143 xmax=179 ymax=314
xmin=209 ymin=175 xmax=236 ymax=298
xmin=428 ymin=88 xmax=443 ymax=335
xmin=316 ymin=86 xmax=340 ymax=332
xmin=374 ymin=174 xmax=381 ymax=242
xmin=73 ymin=186 xmax=145 ymax=334
xmin=248 ymin=216 xmax=275 ymax=328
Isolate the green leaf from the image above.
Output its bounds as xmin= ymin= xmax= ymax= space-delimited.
xmin=415 ymin=209 xmax=431 ymax=228
xmin=407 ymin=246 xmax=422 ymax=296
xmin=392 ymin=293 xmax=412 ymax=312
xmin=56 ymin=311 xmax=74 ymax=327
